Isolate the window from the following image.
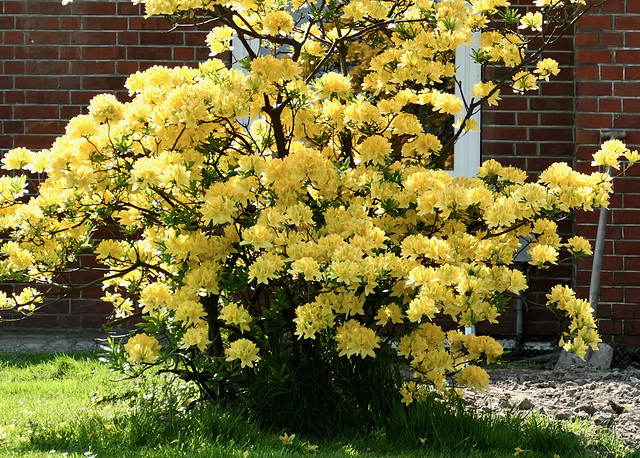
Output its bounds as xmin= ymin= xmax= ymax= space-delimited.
xmin=232 ymin=31 xmax=482 ymax=178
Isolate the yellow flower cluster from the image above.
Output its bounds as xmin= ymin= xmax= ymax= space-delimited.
xmin=219 ymin=302 xmax=252 ymax=332
xmin=592 ymin=139 xmax=640 ymax=170
xmin=124 ymin=333 xmax=161 ymax=364
xmin=0 ymin=0 xmax=626 ymax=401
xmin=225 ymin=338 xmax=261 ymax=368
xmin=335 ymin=319 xmax=381 ymax=359
xmin=546 ymin=285 xmax=601 ymax=358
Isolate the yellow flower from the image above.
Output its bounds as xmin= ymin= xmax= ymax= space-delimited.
xmin=507 ymin=269 xmax=528 ymax=294
xmin=472 ymin=81 xmax=501 ymax=107
xmin=247 ymin=253 xmax=285 ymax=285
xmin=456 ymin=365 xmax=490 ymax=391
xmin=357 ymin=135 xmax=392 ymax=165
xmin=1 ymin=147 xmax=32 ymax=171
xmin=250 ymin=55 xmax=301 ymax=82
xmin=564 ymin=335 xmax=588 ymax=359
xmin=391 ymin=113 xmax=423 ymax=136
xmin=566 ymin=236 xmax=593 ymax=257
xmin=124 ymin=333 xmax=161 ymax=364
xmin=375 ymin=303 xmax=404 ymax=326
xmin=261 ymin=10 xmax=294 ymax=35
xmin=528 ymin=244 xmax=558 ymax=268
xmin=335 ymin=320 xmax=380 ymax=359
xmin=330 ymin=260 xmax=361 ymax=286
xmin=402 ymin=133 xmax=442 ymax=157
xmin=219 ymin=302 xmax=253 ymax=332
xmin=241 ymin=224 xmax=275 ymax=250
xmin=343 ymin=101 xmax=383 ymax=125
xmin=534 ymin=58 xmax=560 ymax=81
xmin=399 ymin=381 xmax=416 ymax=405
xmin=592 ymin=139 xmax=627 ymax=170
xmin=432 ymin=92 xmax=463 ymax=116
xmin=512 ymin=71 xmax=538 ymax=93
xmin=94 ymin=240 xmax=127 ymax=261
xmin=279 ymin=432 xmax=295 ymax=444
xmin=88 ymin=93 xmax=124 ymax=123
xmin=519 ymin=12 xmax=543 ymax=32
xmin=313 ymin=73 xmax=352 ymax=99
xmin=175 ymin=300 xmax=207 ymax=326
xmin=293 ymin=302 xmax=335 ymax=339
xmin=102 ymin=292 xmax=134 ymax=318
xmin=407 ymin=294 xmax=438 ymax=322
xmin=453 ymin=118 xmax=479 ymax=132
xmin=180 ymin=325 xmax=211 ymax=351
xmin=483 ymin=196 xmax=517 ymax=228
xmin=288 ymin=257 xmax=322 ymax=281
xmin=201 ymin=195 xmax=238 ymax=226
xmin=546 ymin=284 xmax=575 ymax=307
xmin=206 ymin=26 xmax=234 ymax=56
xmin=225 ymin=338 xmax=261 ymax=368
xmin=473 ymin=0 xmax=511 ymax=12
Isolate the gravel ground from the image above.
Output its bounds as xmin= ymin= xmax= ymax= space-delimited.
xmin=466 ymin=343 xmax=640 ymax=449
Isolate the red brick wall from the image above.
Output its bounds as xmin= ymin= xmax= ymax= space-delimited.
xmin=1 ymin=0 xmax=209 ymax=152
xmin=482 ymin=0 xmax=640 ymax=344
xmin=573 ymin=0 xmax=640 ymax=346
xmin=2 ymin=0 xmax=639 ymax=343
xmin=0 ymin=0 xmax=209 ymax=331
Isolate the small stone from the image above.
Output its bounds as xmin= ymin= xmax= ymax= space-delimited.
xmin=518 ymin=398 xmax=535 ymax=410
xmin=577 ymin=411 xmax=590 ymax=420
xmin=609 ymin=400 xmax=626 ymax=415
xmin=579 ymin=404 xmax=597 ymax=416
xmin=593 ymin=412 xmax=614 ymax=426
xmin=556 ymin=411 xmax=572 ymax=420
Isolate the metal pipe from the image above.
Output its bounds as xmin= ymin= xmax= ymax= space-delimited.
xmin=514 ymin=239 xmax=532 ymax=348
xmin=515 ymin=293 xmax=525 ymax=348
xmin=588 ymin=166 xmax=612 ymax=321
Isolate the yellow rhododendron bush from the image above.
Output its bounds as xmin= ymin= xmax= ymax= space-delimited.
xmin=0 ymin=0 xmax=636 ymax=421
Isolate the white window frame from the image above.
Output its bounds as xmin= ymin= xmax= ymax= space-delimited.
xmin=452 ymin=32 xmax=482 ymax=178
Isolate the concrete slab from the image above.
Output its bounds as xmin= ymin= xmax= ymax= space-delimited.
xmin=587 ymin=342 xmax=614 ymax=369
xmin=554 ymin=343 xmax=613 ymax=371
xmin=0 ymin=330 xmax=122 ymax=354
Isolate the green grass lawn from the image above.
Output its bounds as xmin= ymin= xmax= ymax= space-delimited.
xmin=0 ymin=352 xmax=635 ymax=457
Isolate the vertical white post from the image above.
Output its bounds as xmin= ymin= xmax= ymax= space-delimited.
xmin=452 ymin=31 xmax=481 ymax=178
